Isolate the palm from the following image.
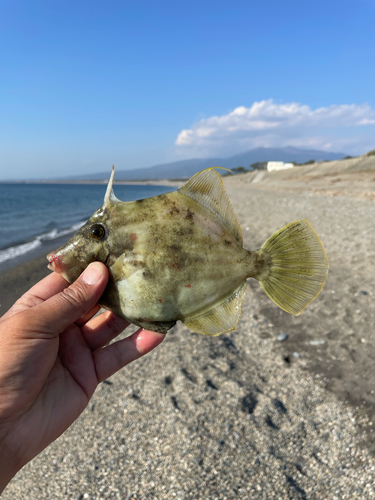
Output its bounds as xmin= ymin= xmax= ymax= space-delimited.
xmin=0 ymin=267 xmax=164 ymax=472
xmin=19 ymin=326 xmax=97 ymax=459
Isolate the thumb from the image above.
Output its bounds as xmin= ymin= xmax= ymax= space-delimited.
xmin=30 ymin=262 xmax=109 ymax=337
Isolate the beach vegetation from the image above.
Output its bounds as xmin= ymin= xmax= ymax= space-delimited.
xmin=229 ymin=164 xmax=265 ymax=175
xmin=366 ymin=149 xmax=375 ymax=156
xmin=250 ymin=162 xmax=266 ymax=170
xmin=232 ymin=166 xmax=248 ymax=173
xmin=293 ymin=159 xmax=316 ymax=166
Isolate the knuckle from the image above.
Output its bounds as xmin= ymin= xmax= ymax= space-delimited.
xmin=107 ymin=312 xmax=123 ymax=335
xmin=60 ymin=283 xmax=88 ymax=309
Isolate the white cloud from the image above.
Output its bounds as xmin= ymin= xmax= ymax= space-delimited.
xmin=175 ymin=100 xmax=375 ymax=155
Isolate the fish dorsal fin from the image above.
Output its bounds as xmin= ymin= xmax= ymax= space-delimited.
xmin=182 ymin=282 xmax=247 ymax=336
xmin=178 ymin=168 xmax=243 ymax=244
xmin=104 ymin=165 xmax=120 ymax=205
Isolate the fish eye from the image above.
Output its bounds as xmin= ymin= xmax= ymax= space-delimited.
xmin=90 ymin=224 xmax=106 ymax=240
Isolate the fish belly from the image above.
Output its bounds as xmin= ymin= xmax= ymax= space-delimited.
xmin=112 ymin=264 xmax=247 ymax=324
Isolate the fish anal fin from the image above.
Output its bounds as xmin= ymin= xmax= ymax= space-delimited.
xmin=178 ymin=168 xmax=243 ymax=245
xmin=183 ymin=282 xmax=247 ymax=336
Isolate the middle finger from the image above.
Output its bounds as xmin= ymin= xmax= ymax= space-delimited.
xmin=81 ymin=310 xmax=129 ymax=351
xmin=75 ymin=304 xmax=101 ymax=327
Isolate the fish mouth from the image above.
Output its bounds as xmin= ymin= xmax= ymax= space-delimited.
xmin=47 ymin=253 xmax=56 ymax=271
xmin=47 ymin=252 xmax=62 ymax=273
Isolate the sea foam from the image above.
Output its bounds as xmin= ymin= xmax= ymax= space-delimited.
xmin=0 ymin=221 xmax=85 ymax=264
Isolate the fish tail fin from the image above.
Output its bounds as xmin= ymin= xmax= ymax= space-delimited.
xmin=254 ymin=219 xmax=329 ymax=315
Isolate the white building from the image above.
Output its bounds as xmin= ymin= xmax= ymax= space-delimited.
xmin=267 ymin=161 xmax=294 ymax=172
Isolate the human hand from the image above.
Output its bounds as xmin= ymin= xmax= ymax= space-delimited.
xmin=0 ymin=262 xmax=165 ymax=493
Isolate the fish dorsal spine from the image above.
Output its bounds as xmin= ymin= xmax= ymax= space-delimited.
xmin=104 ymin=165 xmax=121 ymax=205
xmin=178 ymin=168 xmax=243 ymax=245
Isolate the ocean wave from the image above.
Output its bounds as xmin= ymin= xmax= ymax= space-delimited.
xmin=0 ymin=221 xmax=86 ymax=264
xmin=39 ymin=221 xmax=86 ymax=241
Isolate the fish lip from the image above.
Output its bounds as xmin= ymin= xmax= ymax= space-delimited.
xmin=47 ymin=254 xmax=56 ymax=271
xmin=47 ymin=252 xmax=62 ymax=273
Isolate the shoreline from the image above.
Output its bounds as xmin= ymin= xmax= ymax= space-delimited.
xmin=0 ymin=179 xmax=185 ymax=187
xmin=1 ymin=154 xmax=374 ymax=189
xmin=0 ymin=230 xmax=81 ymax=276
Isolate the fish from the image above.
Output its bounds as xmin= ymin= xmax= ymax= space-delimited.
xmin=47 ymin=167 xmax=329 ymax=335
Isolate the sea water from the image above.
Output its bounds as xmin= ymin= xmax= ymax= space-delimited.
xmin=0 ymin=183 xmax=176 ymax=267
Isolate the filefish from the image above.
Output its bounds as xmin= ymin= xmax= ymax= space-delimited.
xmin=47 ymin=167 xmax=329 ymax=335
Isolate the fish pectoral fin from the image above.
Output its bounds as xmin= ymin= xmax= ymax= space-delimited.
xmin=258 ymin=219 xmax=329 ymax=316
xmin=109 ymin=253 xmax=145 ymax=281
xmin=178 ymin=168 xmax=243 ymax=245
xmin=109 ymin=253 xmax=127 ymax=281
xmin=182 ymin=282 xmax=247 ymax=336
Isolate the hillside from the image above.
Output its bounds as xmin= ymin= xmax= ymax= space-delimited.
xmin=226 ymin=153 xmax=375 ymax=201
xmin=65 ymin=146 xmax=345 ymax=181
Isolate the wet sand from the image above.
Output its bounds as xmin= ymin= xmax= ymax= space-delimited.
xmin=2 ymin=164 xmax=375 ymax=499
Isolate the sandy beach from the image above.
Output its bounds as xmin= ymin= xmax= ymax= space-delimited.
xmin=2 ymin=161 xmax=375 ymax=499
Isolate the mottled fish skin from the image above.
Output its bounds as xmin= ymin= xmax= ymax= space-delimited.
xmin=48 ymin=190 xmax=262 ymax=327
xmin=47 ymin=167 xmax=328 ymax=335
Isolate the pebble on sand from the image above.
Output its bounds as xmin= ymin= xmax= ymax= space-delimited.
xmin=276 ymin=333 xmax=288 ymax=342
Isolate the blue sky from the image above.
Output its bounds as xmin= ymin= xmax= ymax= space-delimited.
xmin=0 ymin=0 xmax=374 ymax=179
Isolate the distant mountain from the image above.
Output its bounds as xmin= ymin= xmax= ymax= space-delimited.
xmin=67 ymin=147 xmax=346 ymax=181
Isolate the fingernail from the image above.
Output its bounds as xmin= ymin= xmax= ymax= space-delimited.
xmin=82 ymin=262 xmax=103 ymax=285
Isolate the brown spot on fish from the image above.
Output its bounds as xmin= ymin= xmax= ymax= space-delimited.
xmin=129 ymin=259 xmax=141 ymax=267
xmin=159 ymin=299 xmax=162 ymax=303
xmin=142 ymin=269 xmax=154 ymax=280
xmin=130 ymin=233 xmax=137 ymax=242
xmin=185 ymin=284 xmax=192 ymax=288
xmin=170 ymin=244 xmax=181 ymax=252
xmin=176 ymin=227 xmax=194 ymax=237
xmin=172 ymin=262 xmax=180 ymax=270
xmin=185 ymin=209 xmax=194 ymax=221
xmin=166 ymin=199 xmax=181 ymax=215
